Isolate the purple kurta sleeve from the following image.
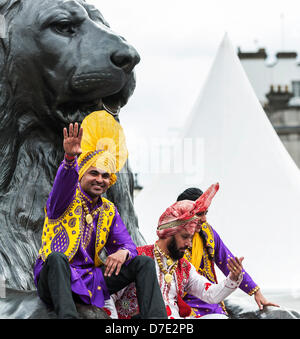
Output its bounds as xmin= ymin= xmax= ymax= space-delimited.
xmin=34 ymin=157 xmax=78 ymax=286
xmin=46 ymin=158 xmax=78 ymax=219
xmin=105 ymin=207 xmax=137 ymax=264
xmin=213 ymin=228 xmax=259 ymax=295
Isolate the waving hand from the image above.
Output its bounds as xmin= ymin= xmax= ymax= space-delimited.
xmin=63 ymin=123 xmax=83 ymax=157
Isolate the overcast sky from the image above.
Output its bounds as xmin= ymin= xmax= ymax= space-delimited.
xmin=89 ymin=0 xmax=300 ymax=179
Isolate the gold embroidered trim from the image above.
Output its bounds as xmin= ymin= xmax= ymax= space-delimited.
xmin=46 ymin=184 xmax=81 ymax=224
xmin=198 ymin=248 xmax=216 ymax=283
xmin=248 ymin=286 xmax=260 ymax=296
xmin=157 ymin=215 xmax=199 ymax=230
xmin=39 ymin=188 xmax=115 ymax=265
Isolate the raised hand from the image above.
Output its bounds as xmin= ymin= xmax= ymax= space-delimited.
xmin=63 ymin=123 xmax=83 ymax=157
xmin=227 ymin=256 xmax=244 ymax=281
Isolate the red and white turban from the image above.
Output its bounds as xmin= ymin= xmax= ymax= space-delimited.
xmin=157 ymin=183 xmax=219 ymax=239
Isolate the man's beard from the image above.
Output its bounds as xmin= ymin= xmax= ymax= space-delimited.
xmin=167 ymin=236 xmax=186 ymax=260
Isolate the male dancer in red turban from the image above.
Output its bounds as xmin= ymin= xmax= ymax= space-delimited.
xmin=113 ymin=183 xmax=245 ymax=319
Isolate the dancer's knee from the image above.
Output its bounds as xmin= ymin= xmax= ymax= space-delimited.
xmin=46 ymin=252 xmax=68 ymax=266
xmin=132 ymin=255 xmax=156 ymax=271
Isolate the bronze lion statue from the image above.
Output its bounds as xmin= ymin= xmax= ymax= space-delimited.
xmin=0 ymin=0 xmax=145 ymax=299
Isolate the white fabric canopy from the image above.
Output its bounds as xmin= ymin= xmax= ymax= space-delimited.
xmin=135 ymin=34 xmax=300 ymax=290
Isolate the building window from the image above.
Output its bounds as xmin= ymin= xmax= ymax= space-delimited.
xmin=292 ymin=81 xmax=300 ymax=97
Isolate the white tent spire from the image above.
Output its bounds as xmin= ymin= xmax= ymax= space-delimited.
xmin=135 ymin=34 xmax=300 ymax=289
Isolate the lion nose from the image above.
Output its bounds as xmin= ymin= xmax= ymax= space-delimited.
xmin=110 ymin=48 xmax=140 ymax=74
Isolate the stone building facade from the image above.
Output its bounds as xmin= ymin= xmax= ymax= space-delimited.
xmin=238 ymin=48 xmax=300 ymax=168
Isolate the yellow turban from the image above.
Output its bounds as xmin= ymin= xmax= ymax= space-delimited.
xmin=78 ymin=110 xmax=128 ymax=187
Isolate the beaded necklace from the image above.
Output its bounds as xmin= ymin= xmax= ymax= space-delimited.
xmin=154 ymin=243 xmax=178 ymax=284
xmin=80 ymin=193 xmax=102 ymax=249
xmin=80 ymin=194 xmax=102 ymax=224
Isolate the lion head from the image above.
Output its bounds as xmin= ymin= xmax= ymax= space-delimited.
xmin=0 ymin=0 xmax=140 ymax=122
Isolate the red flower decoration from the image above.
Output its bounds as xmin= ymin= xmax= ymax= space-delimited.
xmin=102 ymin=308 xmax=111 ymax=316
xmin=204 ymin=282 xmax=212 ymax=291
xmin=166 ymin=305 xmax=172 ymax=317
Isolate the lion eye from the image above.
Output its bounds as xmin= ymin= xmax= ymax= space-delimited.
xmin=52 ymin=21 xmax=77 ymax=36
